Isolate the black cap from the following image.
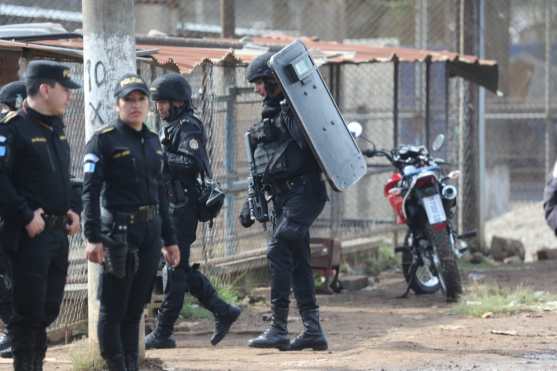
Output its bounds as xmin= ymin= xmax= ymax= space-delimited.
xmin=25 ymin=60 xmax=81 ymax=89
xmin=114 ymin=74 xmax=149 ymax=99
xmin=0 ymin=80 xmax=27 ymax=108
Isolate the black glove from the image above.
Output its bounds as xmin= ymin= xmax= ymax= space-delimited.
xmin=239 ymin=199 xmax=254 ymax=228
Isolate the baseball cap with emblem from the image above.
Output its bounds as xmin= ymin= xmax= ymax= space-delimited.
xmin=114 ymin=74 xmax=150 ymax=99
xmin=25 ymin=60 xmax=81 ymax=89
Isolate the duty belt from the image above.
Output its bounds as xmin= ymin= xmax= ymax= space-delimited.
xmin=121 ymin=205 xmax=159 ymax=225
xmin=42 ymin=214 xmax=67 ymax=231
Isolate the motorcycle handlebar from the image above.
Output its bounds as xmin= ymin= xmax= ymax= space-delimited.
xmin=364 ymin=147 xmax=448 ymax=170
xmin=362 ymin=149 xmax=377 ymax=157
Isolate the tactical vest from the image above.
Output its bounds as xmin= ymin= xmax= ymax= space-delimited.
xmin=252 ymin=114 xmax=307 ymax=180
xmin=161 ymin=113 xmax=210 ymax=182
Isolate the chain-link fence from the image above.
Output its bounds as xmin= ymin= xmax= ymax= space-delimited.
xmin=484 ymin=0 xmax=557 ymax=215
xmin=180 ymin=0 xmax=556 ymax=211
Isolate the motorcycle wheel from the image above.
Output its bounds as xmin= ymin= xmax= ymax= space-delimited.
xmin=401 ymin=249 xmax=441 ymax=295
xmin=425 ymin=224 xmax=463 ymax=302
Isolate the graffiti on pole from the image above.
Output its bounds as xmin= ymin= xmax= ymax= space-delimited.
xmin=85 ymin=59 xmax=111 ymax=128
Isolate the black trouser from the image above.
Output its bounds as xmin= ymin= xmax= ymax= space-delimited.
xmin=267 ymin=173 xmax=327 ymax=312
xmin=0 ymin=242 xmax=13 ymax=328
xmin=9 ymin=227 xmax=69 ymax=357
xmin=98 ymin=216 xmax=162 ymax=359
xmin=155 ymin=205 xmax=223 ymax=338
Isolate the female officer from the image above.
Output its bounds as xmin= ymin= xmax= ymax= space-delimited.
xmin=82 ymin=74 xmax=180 ymax=371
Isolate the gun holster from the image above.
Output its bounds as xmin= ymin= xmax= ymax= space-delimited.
xmin=169 ymin=180 xmax=187 ymax=205
xmin=100 ymin=212 xmax=136 ymax=279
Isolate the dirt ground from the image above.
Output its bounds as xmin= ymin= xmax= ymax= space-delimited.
xmin=2 ymin=260 xmax=557 ymax=371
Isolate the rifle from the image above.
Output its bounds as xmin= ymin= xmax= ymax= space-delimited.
xmin=244 ymin=131 xmax=269 ymax=229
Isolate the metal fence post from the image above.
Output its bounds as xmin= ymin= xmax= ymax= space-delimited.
xmin=224 ymin=85 xmax=238 ymax=256
xmin=459 ymin=0 xmax=481 ymax=252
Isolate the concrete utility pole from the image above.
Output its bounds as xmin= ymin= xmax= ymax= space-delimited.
xmin=544 ymin=0 xmax=555 ymax=179
xmin=458 ymin=0 xmax=482 ymax=252
xmin=220 ymin=0 xmax=235 ymax=38
xmin=82 ymin=0 xmax=138 ymax=354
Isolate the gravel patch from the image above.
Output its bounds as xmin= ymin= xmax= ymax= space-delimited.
xmin=486 ymin=202 xmax=557 ymax=262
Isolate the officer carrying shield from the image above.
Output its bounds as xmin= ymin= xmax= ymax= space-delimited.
xmin=145 ymin=73 xmax=240 ymax=349
xmin=0 ymin=80 xmax=26 ymax=360
xmin=82 ymin=74 xmax=180 ymax=371
xmin=0 ymin=61 xmax=81 ymax=370
xmin=240 ymin=52 xmax=328 ymax=351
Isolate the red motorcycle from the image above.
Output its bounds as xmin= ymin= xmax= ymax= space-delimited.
xmin=361 ymin=134 xmax=470 ymax=301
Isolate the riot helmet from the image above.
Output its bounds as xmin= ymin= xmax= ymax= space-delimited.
xmin=246 ymin=52 xmax=275 ymax=83
xmin=197 ymin=179 xmax=225 ymax=224
xmin=150 ymin=72 xmax=192 ymax=104
xmin=0 ymin=81 xmax=27 ymax=111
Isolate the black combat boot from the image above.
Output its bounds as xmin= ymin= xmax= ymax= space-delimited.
xmin=124 ymin=352 xmax=139 ymax=371
xmin=13 ymin=353 xmax=34 ymax=371
xmin=104 ymin=354 xmax=126 ymax=371
xmin=0 ymin=330 xmax=12 ymax=358
xmin=144 ymin=330 xmax=176 ymax=349
xmin=0 ymin=302 xmax=13 ymax=358
xmin=0 ymin=345 xmax=12 ymax=358
xmin=288 ymin=309 xmax=328 ymax=351
xmin=210 ymin=303 xmax=241 ymax=346
xmin=247 ymin=306 xmax=289 ymax=350
xmin=190 ymin=271 xmax=242 ymax=346
xmin=0 ymin=331 xmax=10 ymax=352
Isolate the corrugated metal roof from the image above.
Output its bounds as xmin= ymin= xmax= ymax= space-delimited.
xmin=146 ymin=35 xmax=498 ymax=91
xmin=4 ymin=35 xmax=498 ymax=92
xmin=0 ymin=38 xmax=81 ymax=61
xmin=0 ymin=4 xmax=81 ymax=23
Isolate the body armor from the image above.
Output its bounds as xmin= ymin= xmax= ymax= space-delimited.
xmin=251 ymin=110 xmax=310 ymax=182
xmin=161 ymin=111 xmax=211 ymax=181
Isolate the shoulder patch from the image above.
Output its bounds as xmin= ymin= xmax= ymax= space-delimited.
xmin=98 ymin=126 xmax=115 ymax=134
xmin=188 ymin=138 xmax=199 ymax=150
xmin=0 ymin=111 xmax=18 ymax=125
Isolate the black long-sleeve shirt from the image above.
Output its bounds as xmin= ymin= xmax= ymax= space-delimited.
xmin=82 ymin=120 xmax=176 ymax=245
xmin=161 ymin=109 xmax=210 ymax=185
xmin=0 ymin=103 xmax=77 ymax=225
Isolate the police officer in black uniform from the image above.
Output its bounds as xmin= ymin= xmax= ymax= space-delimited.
xmin=544 ymin=163 xmax=557 ymax=232
xmin=241 ymin=52 xmax=328 ymax=351
xmin=0 ymin=61 xmax=81 ymax=370
xmin=145 ymin=73 xmax=240 ymax=349
xmin=82 ymin=73 xmax=180 ymax=371
xmin=0 ymin=80 xmax=27 ymax=360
